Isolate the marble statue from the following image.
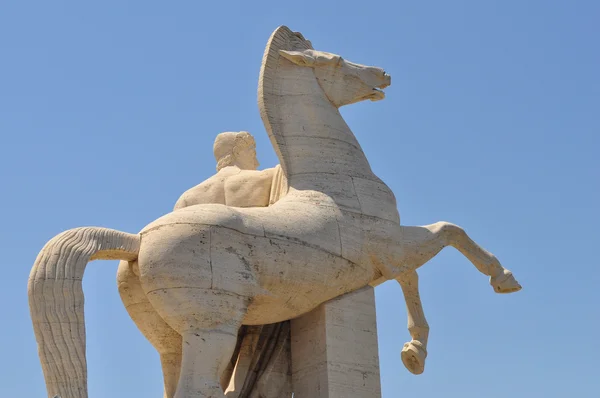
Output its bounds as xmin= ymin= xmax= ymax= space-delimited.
xmin=28 ymin=26 xmax=522 ymax=398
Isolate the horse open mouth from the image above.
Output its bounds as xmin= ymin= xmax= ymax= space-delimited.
xmin=370 ymin=88 xmax=385 ymax=101
xmin=370 ymin=75 xmax=390 ymax=101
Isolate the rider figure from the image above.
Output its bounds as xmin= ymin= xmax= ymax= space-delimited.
xmin=174 ymin=131 xmax=276 ymax=210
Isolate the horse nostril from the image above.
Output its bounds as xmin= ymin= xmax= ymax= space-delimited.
xmin=380 ymin=74 xmax=391 ymax=88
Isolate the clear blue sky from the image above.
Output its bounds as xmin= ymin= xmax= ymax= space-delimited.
xmin=1 ymin=1 xmax=598 ymax=397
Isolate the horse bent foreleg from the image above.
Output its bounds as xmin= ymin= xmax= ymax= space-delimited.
xmin=397 ymin=270 xmax=428 ymax=375
xmin=436 ymin=222 xmax=522 ymax=293
xmin=401 ymin=222 xmax=521 ymax=294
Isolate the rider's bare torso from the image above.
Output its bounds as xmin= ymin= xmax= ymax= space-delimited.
xmin=174 ymin=166 xmax=276 ymax=210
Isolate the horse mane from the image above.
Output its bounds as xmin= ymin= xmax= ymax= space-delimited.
xmin=257 ymin=26 xmax=313 ymax=179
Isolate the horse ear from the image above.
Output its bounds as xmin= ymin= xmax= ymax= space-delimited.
xmin=279 ymin=50 xmax=315 ymax=66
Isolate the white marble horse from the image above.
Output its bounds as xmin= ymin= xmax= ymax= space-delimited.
xmin=28 ymin=26 xmax=521 ymax=398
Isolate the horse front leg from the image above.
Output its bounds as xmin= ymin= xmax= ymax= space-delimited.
xmin=400 ymin=222 xmax=522 ymax=293
xmin=397 ymin=270 xmax=428 ymax=375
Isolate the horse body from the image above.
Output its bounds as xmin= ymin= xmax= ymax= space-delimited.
xmin=137 ymin=188 xmax=387 ymax=327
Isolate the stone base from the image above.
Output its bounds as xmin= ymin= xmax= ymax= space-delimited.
xmin=291 ymin=286 xmax=382 ymax=398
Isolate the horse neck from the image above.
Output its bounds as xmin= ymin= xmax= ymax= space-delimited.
xmin=260 ymin=66 xmax=377 ymax=187
xmin=260 ymin=62 xmax=400 ymax=223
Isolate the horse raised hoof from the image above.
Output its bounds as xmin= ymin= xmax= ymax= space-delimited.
xmin=490 ymin=269 xmax=522 ymax=294
xmin=401 ymin=340 xmax=427 ymax=375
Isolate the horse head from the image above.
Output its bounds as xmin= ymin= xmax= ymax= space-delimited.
xmin=279 ymin=48 xmax=391 ymax=107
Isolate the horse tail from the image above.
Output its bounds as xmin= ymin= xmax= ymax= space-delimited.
xmin=28 ymin=227 xmax=141 ymax=398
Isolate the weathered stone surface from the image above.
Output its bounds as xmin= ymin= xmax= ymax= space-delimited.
xmin=27 ymin=25 xmax=522 ymax=398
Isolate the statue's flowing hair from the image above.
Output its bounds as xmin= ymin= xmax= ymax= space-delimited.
xmin=214 ymin=131 xmax=256 ymax=171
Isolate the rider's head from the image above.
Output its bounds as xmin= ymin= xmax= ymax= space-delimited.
xmin=213 ymin=131 xmax=260 ymax=172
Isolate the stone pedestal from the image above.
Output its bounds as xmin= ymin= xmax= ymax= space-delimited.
xmin=291 ymin=286 xmax=382 ymax=398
